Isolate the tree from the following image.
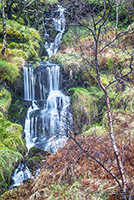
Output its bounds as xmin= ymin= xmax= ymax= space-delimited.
xmin=57 ymin=0 xmax=133 ymax=199
xmin=1 ymin=0 xmax=6 ymax=55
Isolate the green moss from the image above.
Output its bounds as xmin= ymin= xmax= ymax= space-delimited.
xmin=29 ymin=28 xmax=40 ymax=40
xmin=12 ymin=57 xmax=26 ymax=68
xmin=52 ymin=52 xmax=83 ymax=69
xmin=0 ymin=111 xmax=26 ymax=191
xmin=0 ymin=147 xmax=22 ymax=186
xmin=45 ymin=0 xmax=58 ymax=4
xmin=0 ymin=20 xmax=40 ymax=62
xmin=0 ymin=58 xmax=19 ymax=84
xmin=83 ymin=126 xmax=106 ymax=136
xmin=127 ymin=22 xmax=134 ymax=30
xmin=115 ymin=87 xmax=134 ymax=113
xmin=3 ymin=124 xmax=26 ymax=154
xmin=69 ymin=87 xmax=99 ymax=134
xmin=7 ymin=49 xmax=27 ymax=60
xmin=12 ymin=15 xmax=25 ymax=25
xmin=62 ymin=26 xmax=89 ymax=45
xmin=0 ymin=87 xmax=11 ymax=118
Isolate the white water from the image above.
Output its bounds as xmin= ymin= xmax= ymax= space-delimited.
xmin=11 ymin=5 xmax=72 ymax=188
xmin=24 ymin=65 xmax=72 ymax=152
xmin=10 ymin=164 xmax=33 ymax=188
xmin=44 ymin=5 xmax=65 ymax=57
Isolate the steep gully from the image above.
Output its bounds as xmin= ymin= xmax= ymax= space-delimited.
xmin=11 ymin=5 xmax=72 ymax=188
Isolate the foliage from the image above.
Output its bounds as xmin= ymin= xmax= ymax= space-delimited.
xmin=0 ymin=86 xmax=26 ymax=194
xmin=114 ymin=87 xmax=134 ymax=113
xmin=0 ymin=19 xmax=40 ymax=61
xmin=0 ymin=147 xmax=22 ymax=189
xmin=62 ymin=26 xmax=90 ymax=45
xmin=0 ymin=57 xmax=19 ymax=84
xmin=0 ymin=0 xmax=133 ymax=198
xmin=0 ymin=19 xmax=40 ymax=85
xmin=1 ymin=128 xmax=134 ymax=199
xmin=69 ymin=86 xmax=134 ymax=135
xmin=83 ymin=125 xmax=106 ymax=136
xmin=0 ymin=111 xmax=26 ymax=194
xmin=58 ymin=0 xmax=134 ymax=196
xmin=54 ymin=27 xmax=133 ymax=93
xmin=0 ymin=87 xmax=11 ymax=117
xmin=69 ymin=87 xmax=100 ymax=134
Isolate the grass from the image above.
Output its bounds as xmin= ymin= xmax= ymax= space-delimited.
xmin=1 ymin=121 xmax=134 ymax=199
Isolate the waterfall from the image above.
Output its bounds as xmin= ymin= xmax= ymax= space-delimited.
xmin=43 ymin=5 xmax=65 ymax=58
xmin=11 ymin=5 xmax=72 ymax=188
xmin=24 ymin=62 xmax=72 ymax=152
xmin=23 ymin=5 xmax=71 ymax=153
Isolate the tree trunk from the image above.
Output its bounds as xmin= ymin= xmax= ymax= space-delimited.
xmin=1 ymin=0 xmax=7 ymax=55
xmin=93 ymin=9 xmax=127 ymax=195
xmin=98 ymin=76 xmax=127 ymax=199
xmin=116 ymin=0 xmax=119 ymax=36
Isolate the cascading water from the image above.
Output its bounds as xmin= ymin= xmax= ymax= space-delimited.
xmin=11 ymin=5 xmax=72 ymax=188
xmin=43 ymin=5 xmax=65 ymax=57
xmin=24 ymin=61 xmax=72 ymax=152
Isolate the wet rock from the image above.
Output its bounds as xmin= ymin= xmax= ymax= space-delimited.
xmin=26 ymin=147 xmax=50 ymax=172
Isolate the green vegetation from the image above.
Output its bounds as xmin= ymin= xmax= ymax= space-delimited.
xmin=0 ymin=111 xmax=26 ymax=194
xmin=0 ymin=58 xmax=19 ymax=84
xmin=0 ymin=87 xmax=26 ymax=193
xmin=0 ymin=7 xmax=41 ymax=195
xmin=0 ymin=19 xmax=40 ymax=61
xmin=69 ymin=87 xmax=100 ymax=134
xmin=0 ymin=147 xmax=22 ymax=183
xmin=0 ymin=0 xmax=134 ymax=199
xmin=0 ymin=87 xmax=11 ymax=117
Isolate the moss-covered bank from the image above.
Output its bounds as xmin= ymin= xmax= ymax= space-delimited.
xmin=0 ymin=87 xmax=26 ymax=194
xmin=0 ymin=19 xmax=40 ymax=85
xmin=0 ymin=19 xmax=41 ymax=194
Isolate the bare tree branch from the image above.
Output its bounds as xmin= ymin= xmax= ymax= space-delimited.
xmin=1 ymin=0 xmax=6 ymax=55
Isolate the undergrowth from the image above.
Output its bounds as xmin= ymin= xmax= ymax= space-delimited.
xmin=1 ymin=117 xmax=134 ymax=199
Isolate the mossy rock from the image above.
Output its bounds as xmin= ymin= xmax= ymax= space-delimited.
xmin=0 ymin=112 xmax=26 ymax=194
xmin=28 ymin=147 xmax=45 ymax=155
xmin=0 ymin=87 xmax=11 ymax=118
xmin=0 ymin=20 xmax=40 ymax=62
xmin=7 ymin=49 xmax=27 ymax=60
xmin=0 ymin=20 xmax=40 ymax=85
xmin=0 ymin=146 xmax=23 ymax=195
xmin=69 ymin=87 xmax=99 ymax=134
xmin=26 ymin=147 xmax=50 ymax=172
xmin=0 ymin=58 xmax=19 ymax=84
xmin=3 ymin=124 xmax=26 ymax=154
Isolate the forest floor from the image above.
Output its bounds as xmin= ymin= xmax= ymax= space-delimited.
xmin=1 ymin=115 xmax=134 ymax=200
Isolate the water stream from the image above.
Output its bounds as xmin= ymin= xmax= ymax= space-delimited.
xmin=11 ymin=5 xmax=72 ymax=188
xmin=24 ymin=61 xmax=72 ymax=153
